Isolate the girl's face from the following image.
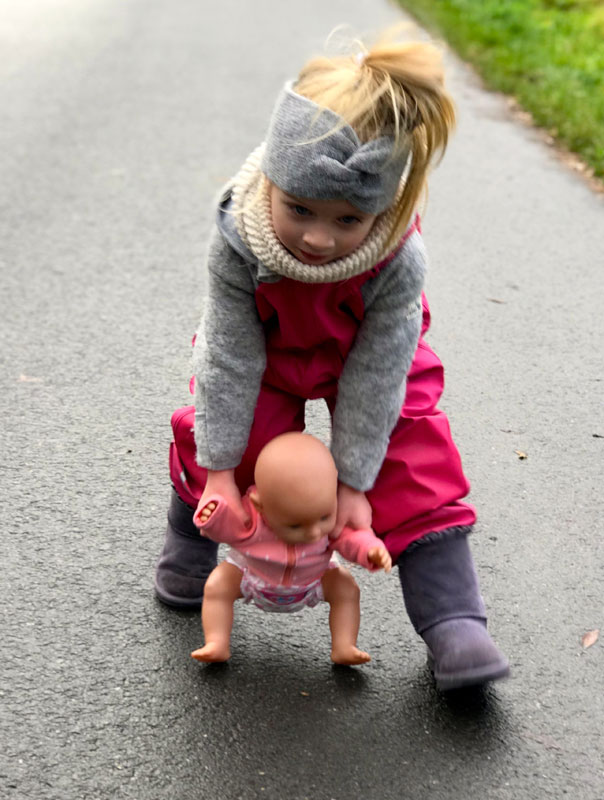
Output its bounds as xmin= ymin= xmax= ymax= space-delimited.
xmin=270 ymin=185 xmax=377 ymax=265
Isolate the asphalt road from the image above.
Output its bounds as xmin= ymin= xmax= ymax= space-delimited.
xmin=1 ymin=1 xmax=603 ymax=798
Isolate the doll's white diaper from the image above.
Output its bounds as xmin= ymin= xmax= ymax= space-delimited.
xmin=226 ymin=550 xmax=329 ymax=613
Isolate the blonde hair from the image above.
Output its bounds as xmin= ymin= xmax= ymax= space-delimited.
xmin=294 ymin=32 xmax=456 ymax=250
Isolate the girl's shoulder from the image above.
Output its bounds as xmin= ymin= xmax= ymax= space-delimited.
xmin=212 ymin=188 xmax=282 ymax=286
xmin=201 ymin=187 xmax=266 ymax=290
xmin=215 ymin=187 xmax=257 ymax=264
xmin=363 ymin=226 xmax=427 ymax=301
xmin=389 ymin=218 xmax=428 ymax=273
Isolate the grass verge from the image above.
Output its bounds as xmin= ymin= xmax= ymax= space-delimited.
xmin=398 ymin=0 xmax=604 ymax=181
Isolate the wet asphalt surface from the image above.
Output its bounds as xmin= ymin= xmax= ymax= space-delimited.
xmin=1 ymin=1 xmax=603 ymax=798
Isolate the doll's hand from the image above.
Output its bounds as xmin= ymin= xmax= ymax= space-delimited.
xmin=194 ymin=469 xmax=250 ymax=529
xmin=196 ymin=501 xmax=217 ymax=525
xmin=367 ymin=545 xmax=392 ymax=573
xmin=333 ymin=482 xmax=373 ymax=538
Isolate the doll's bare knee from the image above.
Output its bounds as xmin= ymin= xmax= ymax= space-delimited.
xmin=322 ymin=566 xmax=360 ymax=603
xmin=203 ymin=561 xmax=243 ymax=601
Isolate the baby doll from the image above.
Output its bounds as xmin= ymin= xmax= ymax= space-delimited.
xmin=190 ymin=432 xmax=392 ymax=665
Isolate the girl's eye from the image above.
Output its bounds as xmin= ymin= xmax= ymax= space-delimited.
xmin=289 ymin=524 xmax=301 ymax=530
xmin=292 ymin=205 xmax=311 ymax=216
xmin=339 ymin=215 xmax=361 ymax=225
xmin=320 ymin=515 xmax=330 ymax=521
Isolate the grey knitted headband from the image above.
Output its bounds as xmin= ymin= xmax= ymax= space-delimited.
xmin=261 ymin=82 xmax=410 ymax=215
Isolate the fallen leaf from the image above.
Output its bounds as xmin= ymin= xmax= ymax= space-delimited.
xmin=487 ymin=297 xmax=506 ymax=304
xmin=514 ymin=450 xmax=528 ymax=460
xmin=18 ymin=374 xmax=43 ymax=383
xmin=523 ymin=732 xmax=564 ymax=751
xmin=581 ymin=629 xmax=599 ymax=649
xmin=300 ymin=691 xmax=309 ymax=697
xmin=593 ymin=434 xmax=604 ymax=439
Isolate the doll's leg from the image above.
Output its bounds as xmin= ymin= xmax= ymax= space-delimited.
xmin=191 ymin=561 xmax=244 ymax=663
xmin=321 ymin=567 xmax=371 ymax=665
xmin=155 ymin=384 xmax=305 ymax=608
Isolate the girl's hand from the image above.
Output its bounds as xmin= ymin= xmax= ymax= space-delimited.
xmin=194 ymin=469 xmax=250 ymax=528
xmin=333 ymin=482 xmax=373 ymax=537
xmin=367 ymin=545 xmax=392 ymax=573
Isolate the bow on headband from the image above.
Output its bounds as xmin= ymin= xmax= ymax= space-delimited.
xmin=261 ymin=82 xmax=410 ymax=215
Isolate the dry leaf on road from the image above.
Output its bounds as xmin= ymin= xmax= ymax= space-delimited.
xmin=581 ymin=629 xmax=599 ymax=649
xmin=514 ymin=450 xmax=528 ymax=459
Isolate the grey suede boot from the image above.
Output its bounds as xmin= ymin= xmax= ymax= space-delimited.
xmin=154 ymin=488 xmax=218 ymax=609
xmin=397 ymin=527 xmax=510 ymax=691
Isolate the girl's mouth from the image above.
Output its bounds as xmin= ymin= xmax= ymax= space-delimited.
xmin=298 ymin=249 xmax=330 ymax=264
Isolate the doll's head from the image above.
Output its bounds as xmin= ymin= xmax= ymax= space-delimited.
xmin=249 ymin=432 xmax=338 ymax=544
xmin=262 ymin=30 xmax=455 ymax=257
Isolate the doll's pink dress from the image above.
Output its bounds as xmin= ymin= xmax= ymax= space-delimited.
xmin=198 ymin=492 xmax=381 ymax=613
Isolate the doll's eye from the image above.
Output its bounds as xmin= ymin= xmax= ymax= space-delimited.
xmin=292 ymin=204 xmax=311 ymax=216
xmin=339 ymin=215 xmax=361 ymax=225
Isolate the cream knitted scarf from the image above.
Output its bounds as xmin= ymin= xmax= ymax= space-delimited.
xmin=231 ymin=145 xmax=399 ymax=284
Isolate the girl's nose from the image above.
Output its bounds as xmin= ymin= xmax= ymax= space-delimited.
xmin=302 ymin=226 xmax=334 ymax=252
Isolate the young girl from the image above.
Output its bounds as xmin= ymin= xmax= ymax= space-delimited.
xmin=155 ymin=34 xmax=510 ymax=690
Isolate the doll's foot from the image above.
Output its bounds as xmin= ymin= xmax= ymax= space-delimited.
xmin=423 ymin=618 xmax=510 ymax=691
xmin=191 ymin=642 xmax=231 ymax=663
xmin=331 ymin=646 xmax=371 ymax=666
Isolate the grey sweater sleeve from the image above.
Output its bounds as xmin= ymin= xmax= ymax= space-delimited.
xmin=193 ymin=227 xmax=266 ymax=470
xmin=331 ymin=232 xmax=427 ymax=491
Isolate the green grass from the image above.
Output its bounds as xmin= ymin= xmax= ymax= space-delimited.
xmin=398 ymin=0 xmax=604 ymax=180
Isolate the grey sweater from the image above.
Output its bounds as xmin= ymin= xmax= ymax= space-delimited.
xmin=193 ymin=194 xmax=427 ymax=492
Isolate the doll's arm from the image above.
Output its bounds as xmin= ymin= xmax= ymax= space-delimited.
xmin=193 ymin=493 xmax=256 ymax=545
xmin=193 ymin=227 xmax=266 ymax=472
xmin=331 ymin=233 xmax=426 ymax=492
xmin=332 ymin=526 xmax=392 ymax=573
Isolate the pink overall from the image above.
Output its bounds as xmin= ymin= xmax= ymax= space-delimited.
xmin=169 ymin=224 xmax=476 ymax=562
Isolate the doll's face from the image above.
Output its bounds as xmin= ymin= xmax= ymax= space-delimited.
xmin=252 ymin=432 xmax=339 ymax=544
xmin=260 ymin=491 xmax=338 ymax=545
xmin=269 ymin=184 xmax=377 ymax=265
